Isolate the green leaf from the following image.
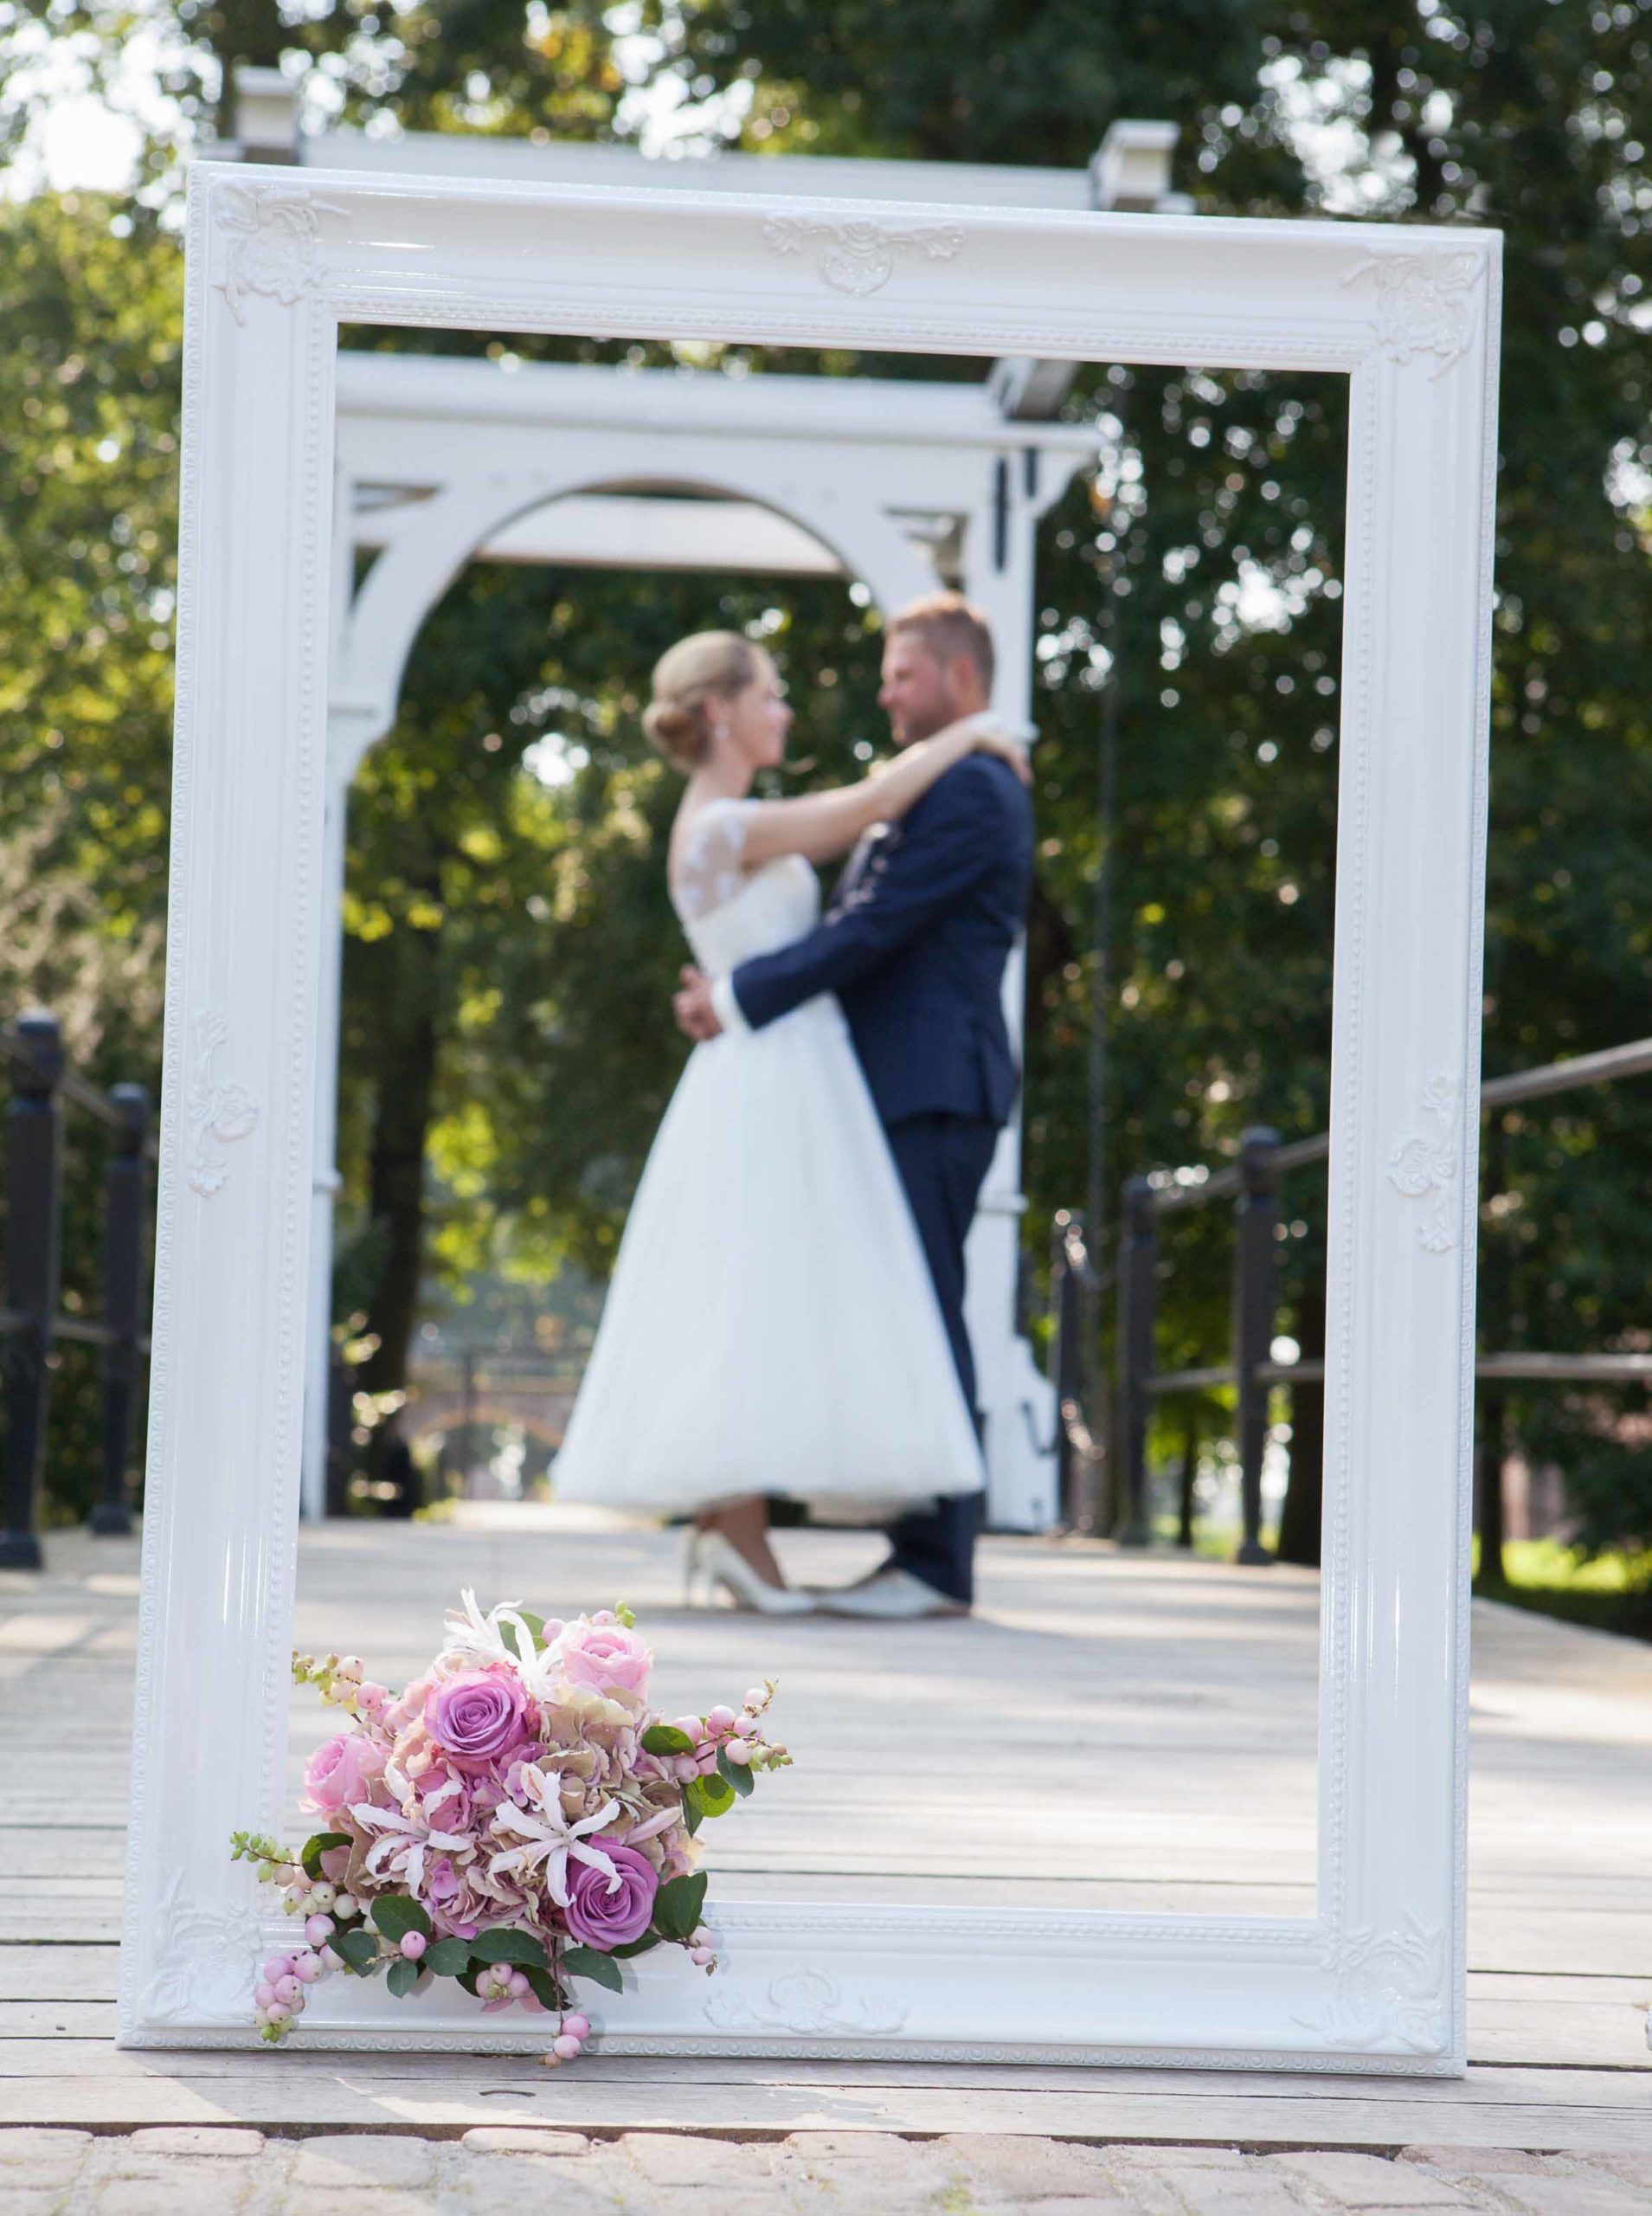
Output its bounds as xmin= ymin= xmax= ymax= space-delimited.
xmin=561 ymin=1943 xmax=624 ymax=1994
xmin=470 ymin=1926 xmax=549 ymax=1968
xmin=640 ymin=1723 xmax=695 ymax=1756
xmin=523 ymin=1962 xmax=564 ymax=2012
xmin=334 ymin=1928 xmax=380 ymax=1976
xmin=456 ymin=1965 xmax=481 ymax=1999
xmin=369 ymin=1894 xmax=431 ymax=1946
xmin=300 ymin=1831 xmax=350 ymax=1880
xmin=422 ymin=1937 xmax=473 ymax=1979
xmin=652 ymin=1871 xmax=709 ymax=1943
xmin=681 ymin=1788 xmax=704 ymax=1837
xmin=385 ymin=1955 xmax=421 ymax=2000
xmin=608 ymin=1929 xmax=661 ymax=1960
xmin=716 ymin=1747 xmax=755 ymax=1798
xmin=686 ymin=1772 xmax=736 ymax=1823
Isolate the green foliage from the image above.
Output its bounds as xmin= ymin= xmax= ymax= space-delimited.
xmin=385 ymin=1955 xmax=423 ymax=1999
xmin=333 ymin=1928 xmax=381 ymax=1975
xmin=716 ymin=1747 xmax=755 ymax=1797
xmin=421 ymin=1936 xmax=474 ymax=1977
xmin=10 ymin=3 xmax=1652 ymax=1563
xmin=685 ymin=1772 xmax=736 ymax=1824
xmin=640 ymin=1723 xmax=696 ymax=1756
xmin=369 ymin=1893 xmax=432 ymax=1945
xmin=652 ymin=1871 xmax=709 ymax=1942
xmin=301 ymin=1832 xmax=351 ymax=1881
xmin=561 ymin=1942 xmax=624 ymax=1991
xmin=469 ymin=1925 xmax=549 ymax=1967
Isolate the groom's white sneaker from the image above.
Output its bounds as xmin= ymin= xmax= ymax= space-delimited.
xmin=814 ymin=1568 xmax=967 ymax=1620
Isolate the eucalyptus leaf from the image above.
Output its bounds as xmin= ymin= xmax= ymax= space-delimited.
xmin=470 ymin=1927 xmax=549 ymax=1968
xmin=523 ymin=1962 xmax=564 ymax=2012
xmin=334 ymin=1928 xmax=380 ymax=1975
xmin=300 ymin=1830 xmax=350 ymax=1880
xmin=608 ymin=1930 xmax=662 ymax=1960
xmin=640 ymin=1723 xmax=695 ymax=1757
xmin=687 ymin=1772 xmax=736 ymax=1822
xmin=369 ymin=1894 xmax=431 ymax=1945
xmin=716 ymin=1747 xmax=755 ymax=1798
xmin=652 ymin=1871 xmax=709 ymax=1943
xmin=561 ymin=1944 xmax=624 ymax=1994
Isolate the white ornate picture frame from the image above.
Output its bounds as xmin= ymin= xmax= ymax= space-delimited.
xmin=119 ymin=164 xmax=1501 ymax=2071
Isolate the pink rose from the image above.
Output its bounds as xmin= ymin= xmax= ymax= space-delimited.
xmin=424 ymin=1668 xmax=537 ymax=1775
xmin=556 ymin=1620 xmax=652 ymax=1698
xmin=562 ymin=1839 xmax=657 ymax=1950
xmin=300 ymin=1730 xmax=387 ymax=1817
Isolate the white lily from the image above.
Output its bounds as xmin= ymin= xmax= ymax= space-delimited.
xmin=350 ymin=1796 xmax=472 ymax=1897
xmin=488 ymin=1765 xmax=620 ymax=1907
xmin=440 ymin=1588 xmax=535 ymax=1672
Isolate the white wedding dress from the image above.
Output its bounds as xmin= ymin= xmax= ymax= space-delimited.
xmin=550 ymin=799 xmax=984 ymax=1516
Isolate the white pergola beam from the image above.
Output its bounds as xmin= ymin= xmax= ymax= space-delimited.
xmin=357 ymin=493 xmax=844 ymax=577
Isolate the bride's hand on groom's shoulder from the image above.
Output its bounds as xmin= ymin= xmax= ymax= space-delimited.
xmin=956 ymin=714 xmax=1035 ymax=788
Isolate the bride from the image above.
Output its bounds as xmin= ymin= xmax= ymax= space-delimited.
xmin=550 ymin=628 xmax=1030 ymax=1612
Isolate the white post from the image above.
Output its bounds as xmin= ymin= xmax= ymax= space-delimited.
xmin=301 ymin=767 xmax=350 ymax=1521
xmin=961 ymin=445 xmax=1088 ymax=1531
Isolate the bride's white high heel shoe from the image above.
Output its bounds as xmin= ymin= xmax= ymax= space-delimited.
xmin=685 ymin=1530 xmax=815 ymax=1615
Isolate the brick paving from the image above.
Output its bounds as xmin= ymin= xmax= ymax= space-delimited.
xmin=3 ymin=2129 xmax=1651 ymax=2213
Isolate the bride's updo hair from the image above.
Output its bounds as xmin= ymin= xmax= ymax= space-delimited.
xmin=643 ymin=631 xmax=762 ymax=771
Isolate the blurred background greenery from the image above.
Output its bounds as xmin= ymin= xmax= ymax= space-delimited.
xmin=3 ymin=1 xmax=1649 ymax=1620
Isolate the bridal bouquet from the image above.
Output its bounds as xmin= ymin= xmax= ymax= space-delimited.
xmin=230 ymin=1591 xmax=787 ymax=2065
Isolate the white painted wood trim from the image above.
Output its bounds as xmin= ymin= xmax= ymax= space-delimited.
xmin=120 ymin=167 xmax=1501 ymax=2072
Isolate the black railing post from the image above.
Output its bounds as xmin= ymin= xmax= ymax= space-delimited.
xmin=1233 ymin=1125 xmax=1281 ymax=1566
xmin=91 ymin=1082 xmax=150 ymax=1536
xmin=1115 ymin=1175 xmax=1157 ymax=1547
xmin=1 ymin=1014 xmax=65 ymax=1569
xmin=1049 ymin=1213 xmax=1077 ymax=1527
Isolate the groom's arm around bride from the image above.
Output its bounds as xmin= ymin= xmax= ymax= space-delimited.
xmin=676 ymin=594 xmax=1035 ymax=1616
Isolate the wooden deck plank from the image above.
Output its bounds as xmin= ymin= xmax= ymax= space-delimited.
xmin=2 ymin=1516 xmax=1649 ymax=2145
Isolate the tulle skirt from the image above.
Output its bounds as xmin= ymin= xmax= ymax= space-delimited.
xmin=551 ymin=994 xmax=984 ymax=1516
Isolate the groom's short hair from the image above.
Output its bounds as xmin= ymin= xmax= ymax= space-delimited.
xmin=889 ymin=592 xmax=995 ymax=694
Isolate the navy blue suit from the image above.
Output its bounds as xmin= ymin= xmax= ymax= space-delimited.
xmin=728 ymin=754 xmax=1034 ymax=1603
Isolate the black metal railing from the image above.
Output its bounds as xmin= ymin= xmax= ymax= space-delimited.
xmin=1096 ymin=1034 xmax=1652 ymax=1565
xmin=1045 ymin=1211 xmax=1106 ymax=1533
xmin=1 ymin=1011 xmax=153 ymax=1569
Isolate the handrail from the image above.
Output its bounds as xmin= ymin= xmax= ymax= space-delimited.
xmin=1109 ymin=1031 xmax=1652 ymax=1570
xmin=1140 ymin=1034 xmax=1652 ymax=1218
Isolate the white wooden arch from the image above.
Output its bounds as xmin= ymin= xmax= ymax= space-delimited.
xmin=308 ymin=350 xmax=1098 ymax=1531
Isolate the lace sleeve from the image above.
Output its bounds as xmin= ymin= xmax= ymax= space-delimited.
xmin=670 ymin=799 xmax=759 ymax=923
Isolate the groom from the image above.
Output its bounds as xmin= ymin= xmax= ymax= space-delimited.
xmin=672 ymin=593 xmax=1034 ymax=1619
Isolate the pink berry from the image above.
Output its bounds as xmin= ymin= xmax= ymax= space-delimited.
xmin=562 ymin=2013 xmax=590 ymax=2040
xmin=670 ymin=1714 xmax=703 ymax=1743
xmin=506 ymin=1970 xmax=530 ymax=1999
xmin=690 ymin=1945 xmax=715 ymax=1967
xmin=265 ymin=2002 xmax=291 ymax=2026
xmin=262 ymin=1955 xmax=293 ymax=1985
xmin=724 ymin=1738 xmax=751 ymax=1764
xmin=275 ymin=1974 xmax=302 ymax=2006
xmin=305 ymin=1914 xmax=335 ymax=1947
xmin=292 ymin=1953 xmax=322 ymax=1985
xmin=705 ymin=1704 xmax=737 ymax=1735
xmin=254 ymin=1981 xmax=275 ymax=2010
xmin=552 ymin=2033 xmax=582 ymax=2061
xmin=400 ymin=1931 xmax=427 ymax=1962
xmin=320 ymin=1946 xmax=344 ymax=1973
xmin=673 ymin=1755 xmax=699 ymax=1783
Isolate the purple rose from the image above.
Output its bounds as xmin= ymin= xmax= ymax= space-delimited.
xmin=562 ymin=1839 xmax=657 ymax=1951
xmin=424 ymin=1667 xmax=535 ymax=1775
